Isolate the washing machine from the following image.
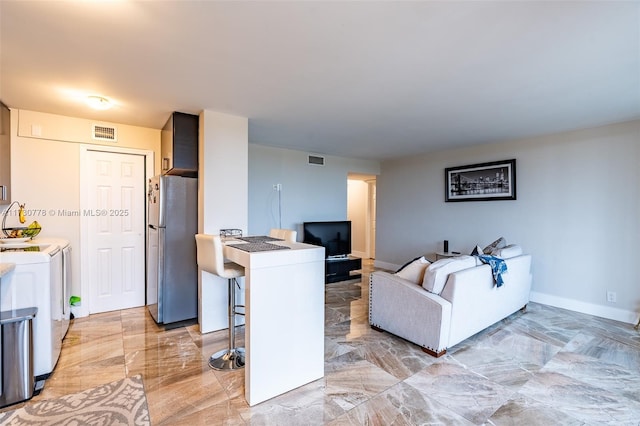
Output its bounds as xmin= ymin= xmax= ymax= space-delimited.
xmin=0 ymin=241 xmax=63 ymax=379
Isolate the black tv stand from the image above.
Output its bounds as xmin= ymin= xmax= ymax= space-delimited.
xmin=325 ymin=255 xmax=362 ymax=283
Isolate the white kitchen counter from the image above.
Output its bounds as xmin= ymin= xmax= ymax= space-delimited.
xmin=0 ymin=262 xmax=15 ymax=278
xmin=223 ymin=239 xmax=325 ymax=406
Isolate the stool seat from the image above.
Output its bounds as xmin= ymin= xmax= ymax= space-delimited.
xmin=219 ymin=263 xmax=244 ymax=279
xmin=195 ymin=233 xmax=246 ymax=371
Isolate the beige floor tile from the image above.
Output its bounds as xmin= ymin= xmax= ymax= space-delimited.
xmin=4 ymin=259 xmax=639 ymax=425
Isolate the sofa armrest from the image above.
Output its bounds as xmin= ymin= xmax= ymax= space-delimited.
xmin=369 ymin=271 xmax=451 ymax=354
xmin=440 ymin=254 xmax=532 ymax=347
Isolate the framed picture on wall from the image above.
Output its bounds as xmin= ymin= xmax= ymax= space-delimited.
xmin=445 ymin=159 xmax=516 ymax=202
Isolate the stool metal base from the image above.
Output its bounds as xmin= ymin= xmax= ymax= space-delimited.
xmin=208 ymin=347 xmax=245 ymax=370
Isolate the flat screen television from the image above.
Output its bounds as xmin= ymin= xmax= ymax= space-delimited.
xmin=303 ymin=221 xmax=352 ymax=259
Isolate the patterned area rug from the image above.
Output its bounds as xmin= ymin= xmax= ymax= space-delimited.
xmin=0 ymin=375 xmax=150 ymax=425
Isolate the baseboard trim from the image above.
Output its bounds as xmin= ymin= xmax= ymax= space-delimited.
xmin=71 ymin=305 xmax=88 ymax=318
xmin=351 ymin=250 xmax=367 ymax=260
xmin=373 ymin=260 xmax=400 ymax=272
xmin=530 ymin=291 xmax=638 ymax=324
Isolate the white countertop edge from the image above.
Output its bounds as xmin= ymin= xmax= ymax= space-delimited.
xmin=224 ymin=243 xmax=324 ymax=269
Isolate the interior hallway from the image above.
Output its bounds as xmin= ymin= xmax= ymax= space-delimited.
xmin=2 ymin=260 xmax=640 ymax=424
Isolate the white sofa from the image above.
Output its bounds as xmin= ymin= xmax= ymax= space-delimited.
xmin=369 ymin=252 xmax=532 ymax=357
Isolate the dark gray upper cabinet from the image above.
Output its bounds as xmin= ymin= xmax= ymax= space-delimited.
xmin=0 ymin=102 xmax=10 ymax=205
xmin=161 ymin=112 xmax=199 ymax=177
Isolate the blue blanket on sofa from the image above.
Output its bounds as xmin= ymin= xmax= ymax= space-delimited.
xmin=478 ymin=255 xmax=508 ymax=287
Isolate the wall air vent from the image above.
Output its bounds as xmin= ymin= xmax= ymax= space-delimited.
xmin=92 ymin=124 xmax=117 ymax=142
xmin=308 ymin=155 xmax=325 ymax=166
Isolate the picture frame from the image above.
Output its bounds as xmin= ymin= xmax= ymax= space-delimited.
xmin=445 ymin=159 xmax=516 ymax=202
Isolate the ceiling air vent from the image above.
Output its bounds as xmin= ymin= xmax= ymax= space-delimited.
xmin=308 ymin=154 xmax=325 ymax=166
xmin=92 ymin=124 xmax=117 ymax=142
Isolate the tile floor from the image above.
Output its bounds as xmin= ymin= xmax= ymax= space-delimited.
xmin=2 ymin=260 xmax=640 ymax=425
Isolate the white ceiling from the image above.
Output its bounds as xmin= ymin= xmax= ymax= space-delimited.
xmin=1 ymin=1 xmax=638 ymax=160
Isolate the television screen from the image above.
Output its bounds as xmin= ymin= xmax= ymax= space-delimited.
xmin=303 ymin=221 xmax=351 ymax=258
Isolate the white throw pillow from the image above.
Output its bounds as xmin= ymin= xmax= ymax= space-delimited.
xmin=395 ymin=256 xmax=431 ymax=284
xmin=492 ymin=244 xmax=523 ymax=259
xmin=422 ymin=255 xmax=476 ymax=294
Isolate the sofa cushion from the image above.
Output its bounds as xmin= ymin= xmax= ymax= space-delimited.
xmin=483 ymin=237 xmax=507 ymax=254
xmin=422 ymin=255 xmax=476 ymax=294
xmin=492 ymin=244 xmax=523 ymax=259
xmin=395 ymin=256 xmax=431 ymax=284
xmin=396 ymin=256 xmax=422 ymax=273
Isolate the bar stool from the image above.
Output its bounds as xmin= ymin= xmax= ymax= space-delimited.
xmin=195 ymin=234 xmax=245 ymax=370
xmin=269 ymin=228 xmax=297 ymax=243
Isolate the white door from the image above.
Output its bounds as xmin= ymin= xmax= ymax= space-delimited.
xmin=85 ymin=150 xmax=146 ymax=314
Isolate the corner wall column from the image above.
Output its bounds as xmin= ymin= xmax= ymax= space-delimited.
xmin=198 ymin=110 xmax=248 ymax=333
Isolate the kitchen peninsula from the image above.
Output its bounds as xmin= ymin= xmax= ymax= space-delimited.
xmin=223 ymin=238 xmax=324 ymax=406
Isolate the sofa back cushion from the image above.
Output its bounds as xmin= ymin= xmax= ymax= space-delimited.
xmin=491 ymin=244 xmax=523 ymax=259
xmin=395 ymin=256 xmax=431 ymax=284
xmin=422 ymin=255 xmax=476 ymax=294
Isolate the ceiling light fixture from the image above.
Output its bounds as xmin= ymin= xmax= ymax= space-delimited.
xmin=86 ymin=95 xmax=112 ymax=110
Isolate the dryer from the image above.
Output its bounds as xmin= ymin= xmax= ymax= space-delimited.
xmin=37 ymin=238 xmax=72 ymax=340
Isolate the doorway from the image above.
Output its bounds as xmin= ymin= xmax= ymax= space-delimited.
xmin=347 ymin=174 xmax=377 ymax=259
xmin=79 ymin=146 xmax=153 ymax=316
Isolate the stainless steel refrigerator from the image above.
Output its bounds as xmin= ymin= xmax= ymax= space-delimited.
xmin=147 ymin=175 xmax=198 ymax=324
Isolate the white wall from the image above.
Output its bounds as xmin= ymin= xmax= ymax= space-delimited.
xmin=376 ymin=119 xmax=640 ymax=324
xmin=7 ymin=109 xmax=160 ymax=317
xmin=248 ymin=144 xmax=380 ymax=238
xmin=199 ymin=111 xmax=248 ymax=235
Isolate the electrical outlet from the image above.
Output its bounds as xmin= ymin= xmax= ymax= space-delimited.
xmin=607 ymin=291 xmax=617 ymax=303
